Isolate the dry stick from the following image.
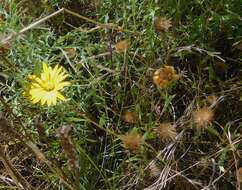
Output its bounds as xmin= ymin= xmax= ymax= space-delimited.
xmin=0 ymin=7 xmax=134 ymax=47
xmin=63 ymin=8 xmax=136 ymax=33
xmin=0 ymin=147 xmax=32 ymax=190
xmin=0 ymin=8 xmax=65 ymax=46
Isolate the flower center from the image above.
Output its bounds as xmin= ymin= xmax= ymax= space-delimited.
xmin=42 ymin=81 xmax=55 ymax=91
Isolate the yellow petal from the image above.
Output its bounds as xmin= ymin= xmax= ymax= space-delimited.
xmin=28 ymin=75 xmax=37 ymax=81
xmin=42 ymin=63 xmax=51 ymax=80
xmin=34 ymin=77 xmax=44 ymax=86
xmin=56 ymin=73 xmax=69 ymax=83
xmin=43 ymin=63 xmax=49 ymax=73
xmin=52 ymin=64 xmax=59 ymax=77
xmin=57 ymin=92 xmax=66 ymax=101
xmin=32 ymin=97 xmax=41 ymax=104
xmin=52 ymin=97 xmax=57 ymax=105
xmin=31 ymin=82 xmax=41 ymax=88
xmin=41 ymin=97 xmax=47 ymax=105
xmin=56 ymin=81 xmax=70 ymax=90
xmin=47 ymin=99 xmax=51 ymax=106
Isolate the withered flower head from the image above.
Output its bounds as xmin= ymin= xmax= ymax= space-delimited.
xmin=148 ymin=162 xmax=160 ymax=178
xmin=206 ymin=95 xmax=217 ymax=105
xmin=65 ymin=48 xmax=76 ymax=58
xmin=121 ymin=132 xmax=143 ymax=153
xmin=155 ymin=123 xmax=177 ymax=142
xmin=193 ymin=107 xmax=214 ymax=128
xmin=154 ymin=17 xmax=172 ymax=33
xmin=0 ymin=41 xmax=11 ymax=55
xmin=153 ymin=65 xmax=179 ymax=89
xmin=115 ymin=40 xmax=129 ymax=53
xmin=122 ymin=111 xmax=138 ymax=124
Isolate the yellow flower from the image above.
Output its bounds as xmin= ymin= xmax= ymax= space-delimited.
xmin=24 ymin=63 xmax=70 ymax=106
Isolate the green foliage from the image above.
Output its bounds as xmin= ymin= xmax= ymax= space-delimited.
xmin=0 ymin=0 xmax=242 ymax=189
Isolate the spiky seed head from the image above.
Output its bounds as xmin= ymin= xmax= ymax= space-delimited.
xmin=153 ymin=65 xmax=179 ymax=89
xmin=154 ymin=17 xmax=172 ymax=33
xmin=65 ymin=48 xmax=76 ymax=58
xmin=121 ymin=133 xmax=143 ymax=153
xmin=122 ymin=111 xmax=138 ymax=124
xmin=193 ymin=107 xmax=214 ymax=128
xmin=199 ymin=157 xmax=210 ymax=169
xmin=207 ymin=95 xmax=217 ymax=105
xmin=0 ymin=41 xmax=11 ymax=55
xmin=155 ymin=123 xmax=177 ymax=142
xmin=148 ymin=162 xmax=160 ymax=178
xmin=115 ymin=40 xmax=129 ymax=53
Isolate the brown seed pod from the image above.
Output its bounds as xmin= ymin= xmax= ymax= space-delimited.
xmin=122 ymin=111 xmax=138 ymax=124
xmin=148 ymin=162 xmax=160 ymax=178
xmin=115 ymin=40 xmax=129 ymax=53
xmin=154 ymin=17 xmax=172 ymax=33
xmin=121 ymin=133 xmax=143 ymax=153
xmin=153 ymin=65 xmax=179 ymax=89
xmin=0 ymin=41 xmax=11 ymax=55
xmin=206 ymin=95 xmax=217 ymax=105
xmin=65 ymin=48 xmax=77 ymax=58
xmin=193 ymin=107 xmax=214 ymax=128
xmin=155 ymin=123 xmax=177 ymax=142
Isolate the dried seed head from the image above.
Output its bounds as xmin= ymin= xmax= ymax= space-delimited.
xmin=154 ymin=17 xmax=172 ymax=33
xmin=115 ymin=40 xmax=129 ymax=53
xmin=121 ymin=133 xmax=143 ymax=153
xmin=193 ymin=107 xmax=214 ymax=128
xmin=206 ymin=95 xmax=217 ymax=105
xmin=65 ymin=48 xmax=76 ymax=58
xmin=153 ymin=65 xmax=179 ymax=89
xmin=0 ymin=41 xmax=11 ymax=55
xmin=148 ymin=162 xmax=160 ymax=178
xmin=117 ymin=25 xmax=124 ymax=32
xmin=155 ymin=123 xmax=177 ymax=142
xmin=122 ymin=111 xmax=138 ymax=124
xmin=199 ymin=157 xmax=210 ymax=169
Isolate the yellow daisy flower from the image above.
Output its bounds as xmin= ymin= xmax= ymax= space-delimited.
xmin=24 ymin=63 xmax=70 ymax=106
